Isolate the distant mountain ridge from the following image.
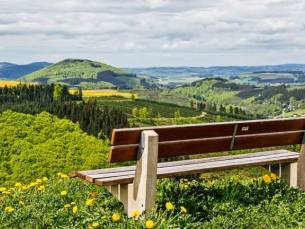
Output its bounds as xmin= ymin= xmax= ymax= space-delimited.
xmin=0 ymin=62 xmax=51 ymax=79
xmin=21 ymin=59 xmax=153 ymax=89
xmin=127 ymin=64 xmax=305 ymax=87
xmin=127 ymin=64 xmax=305 ymax=76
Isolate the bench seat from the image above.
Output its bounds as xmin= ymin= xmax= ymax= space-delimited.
xmin=72 ymin=150 xmax=299 ymax=186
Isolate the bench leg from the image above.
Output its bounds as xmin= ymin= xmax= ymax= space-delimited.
xmin=281 ymin=162 xmax=298 ymax=188
xmin=269 ymin=163 xmax=298 ymax=188
xmin=126 ymin=130 xmax=159 ymax=217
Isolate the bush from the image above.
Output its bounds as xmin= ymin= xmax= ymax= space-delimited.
xmin=0 ymin=111 xmax=109 ymax=186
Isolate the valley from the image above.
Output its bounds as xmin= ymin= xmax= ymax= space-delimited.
xmin=1 ymin=59 xmax=305 ymax=228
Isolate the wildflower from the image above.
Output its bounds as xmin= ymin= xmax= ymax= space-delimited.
xmin=19 ymin=201 xmax=25 ymax=206
xmin=15 ymin=182 xmax=22 ymax=188
xmin=2 ymin=190 xmax=11 ymax=195
xmin=42 ymin=177 xmax=48 ymax=182
xmin=64 ymin=204 xmax=71 ymax=208
xmin=85 ymin=198 xmax=94 ymax=207
xmin=89 ymin=192 xmax=98 ymax=198
xmin=130 ymin=209 xmax=141 ymax=218
xmin=37 ymin=185 xmax=45 ymax=191
xmin=145 ymin=220 xmax=154 ymax=229
xmin=72 ymin=206 xmax=78 ymax=214
xmin=165 ymin=202 xmax=174 ymax=210
xmin=0 ymin=187 xmax=7 ymax=192
xmin=28 ymin=182 xmax=37 ymax=188
xmin=112 ymin=213 xmax=121 ymax=222
xmin=263 ymin=174 xmax=271 ymax=184
xmin=57 ymin=172 xmax=68 ymax=178
xmin=270 ymin=173 xmax=277 ymax=181
xmin=60 ymin=190 xmax=68 ymax=196
xmin=4 ymin=206 xmax=15 ymax=213
xmin=89 ymin=222 xmax=99 ymax=228
xmin=36 ymin=179 xmax=42 ymax=184
xmin=180 ymin=206 xmax=187 ymax=214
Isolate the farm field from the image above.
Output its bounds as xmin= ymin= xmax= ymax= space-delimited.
xmin=0 ymin=80 xmax=23 ymax=87
xmin=70 ymin=89 xmax=135 ymax=98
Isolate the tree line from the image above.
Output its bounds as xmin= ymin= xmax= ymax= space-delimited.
xmin=0 ymin=84 xmax=128 ymax=137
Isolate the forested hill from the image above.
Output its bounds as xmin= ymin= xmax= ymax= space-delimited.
xmin=170 ymin=78 xmax=305 ymax=117
xmin=20 ymin=59 xmax=152 ymax=89
xmin=0 ymin=62 xmax=51 ymax=80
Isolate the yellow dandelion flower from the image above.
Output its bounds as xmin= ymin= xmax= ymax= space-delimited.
xmin=112 ymin=213 xmax=120 ymax=222
xmin=19 ymin=201 xmax=25 ymax=206
xmin=92 ymin=222 xmax=99 ymax=228
xmin=180 ymin=206 xmax=187 ymax=213
xmin=42 ymin=177 xmax=48 ymax=182
xmin=85 ymin=198 xmax=94 ymax=207
xmin=4 ymin=206 xmax=15 ymax=213
xmin=60 ymin=174 xmax=69 ymax=179
xmin=72 ymin=206 xmax=78 ymax=214
xmin=145 ymin=220 xmax=154 ymax=229
xmin=2 ymin=190 xmax=11 ymax=195
xmin=15 ymin=182 xmax=22 ymax=188
xmin=130 ymin=209 xmax=141 ymax=218
xmin=36 ymin=179 xmax=42 ymax=184
xmin=270 ymin=173 xmax=277 ymax=181
xmin=64 ymin=204 xmax=71 ymax=208
xmin=263 ymin=174 xmax=271 ymax=184
xmin=37 ymin=185 xmax=45 ymax=191
xmin=60 ymin=190 xmax=68 ymax=196
xmin=165 ymin=202 xmax=174 ymax=210
xmin=28 ymin=182 xmax=37 ymax=188
xmin=0 ymin=187 xmax=7 ymax=192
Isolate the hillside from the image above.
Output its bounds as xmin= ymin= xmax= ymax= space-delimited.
xmin=0 ymin=62 xmax=51 ymax=80
xmin=128 ymin=64 xmax=305 ymax=87
xmin=139 ymin=78 xmax=305 ymax=118
xmin=0 ymin=111 xmax=108 ymax=186
xmin=21 ymin=59 xmax=151 ymax=89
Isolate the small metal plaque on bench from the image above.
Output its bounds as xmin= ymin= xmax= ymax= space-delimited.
xmin=241 ymin=126 xmax=249 ymax=132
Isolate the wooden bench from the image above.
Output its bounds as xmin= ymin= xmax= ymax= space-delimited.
xmin=71 ymin=118 xmax=305 ymax=216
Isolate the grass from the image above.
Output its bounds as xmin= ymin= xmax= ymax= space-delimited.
xmin=1 ymin=171 xmax=305 ymax=228
xmin=93 ymin=97 xmax=201 ymax=118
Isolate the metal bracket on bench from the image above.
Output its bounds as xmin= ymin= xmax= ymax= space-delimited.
xmin=230 ymin=124 xmax=238 ymax=150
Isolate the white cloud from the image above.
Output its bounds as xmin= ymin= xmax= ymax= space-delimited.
xmin=0 ymin=0 xmax=305 ymax=66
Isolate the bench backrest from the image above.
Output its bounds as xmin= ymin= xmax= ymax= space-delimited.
xmin=109 ymin=118 xmax=305 ymax=163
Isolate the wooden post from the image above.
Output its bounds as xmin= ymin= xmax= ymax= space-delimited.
xmin=126 ymin=130 xmax=159 ymax=217
xmin=282 ymin=163 xmax=298 ymax=188
xmin=298 ymin=134 xmax=305 ymax=190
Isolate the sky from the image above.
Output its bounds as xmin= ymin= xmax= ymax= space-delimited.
xmin=1 ymin=0 xmax=305 ymax=67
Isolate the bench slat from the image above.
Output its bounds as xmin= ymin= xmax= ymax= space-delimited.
xmin=109 ymin=131 xmax=304 ymax=162
xmin=86 ymin=150 xmax=299 ymax=185
xmin=90 ymin=150 xmax=297 ymax=181
xmin=74 ymin=150 xmax=295 ymax=180
xmin=111 ymin=118 xmax=305 ymax=146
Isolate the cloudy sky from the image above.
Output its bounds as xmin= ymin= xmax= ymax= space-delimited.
xmin=1 ymin=0 xmax=305 ymax=67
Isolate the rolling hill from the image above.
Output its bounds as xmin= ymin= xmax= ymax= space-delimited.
xmin=0 ymin=62 xmax=51 ymax=80
xmin=21 ymin=59 xmax=152 ymax=89
xmin=128 ymin=64 xmax=305 ymax=87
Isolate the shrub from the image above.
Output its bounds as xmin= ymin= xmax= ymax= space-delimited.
xmin=0 ymin=111 xmax=108 ymax=186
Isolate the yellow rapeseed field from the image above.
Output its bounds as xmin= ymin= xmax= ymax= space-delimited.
xmin=69 ymin=89 xmax=136 ymax=98
xmin=0 ymin=80 xmax=23 ymax=87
